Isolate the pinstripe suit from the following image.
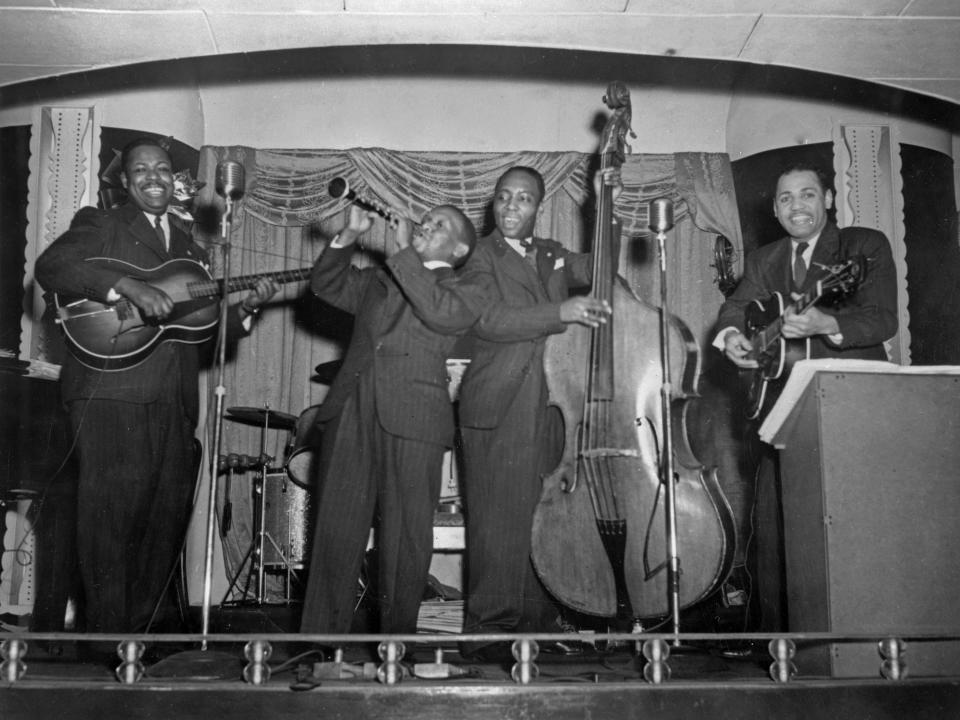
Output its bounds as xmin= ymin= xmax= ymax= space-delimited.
xmin=34 ymin=202 xmax=246 ymax=634
xmin=455 ymin=229 xmax=593 ymax=641
xmin=301 ymin=244 xmax=475 ymax=634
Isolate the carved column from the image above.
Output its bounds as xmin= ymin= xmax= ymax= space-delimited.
xmin=20 ymin=106 xmax=99 ymax=366
xmin=832 ymin=123 xmax=910 ymax=365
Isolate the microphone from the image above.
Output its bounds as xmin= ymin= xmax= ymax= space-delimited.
xmin=648 ymin=197 xmax=674 ymax=234
xmin=215 ymin=161 xmax=245 ymax=201
xmin=328 ymin=177 xmax=419 ymax=228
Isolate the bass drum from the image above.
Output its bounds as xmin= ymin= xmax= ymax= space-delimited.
xmin=285 ymin=404 xmax=323 ymax=489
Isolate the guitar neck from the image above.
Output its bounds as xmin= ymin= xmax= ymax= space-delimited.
xmin=793 ymin=284 xmax=823 ymax=315
xmin=190 ymin=267 xmax=312 ymax=298
xmin=752 ymin=285 xmax=824 ymax=355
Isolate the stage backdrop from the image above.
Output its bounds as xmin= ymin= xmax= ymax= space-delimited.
xmin=188 ymin=145 xmax=743 ymax=602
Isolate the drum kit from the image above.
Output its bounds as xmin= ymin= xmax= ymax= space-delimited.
xmin=218 ymin=357 xmax=467 ymax=606
xmin=218 ymin=360 xmax=343 ymax=606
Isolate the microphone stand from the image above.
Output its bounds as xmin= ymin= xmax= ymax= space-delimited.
xmin=652 ymin=201 xmax=684 ymax=645
xmin=150 ymin=190 xmax=241 ymax=679
xmin=199 ymin=195 xmax=235 ymax=646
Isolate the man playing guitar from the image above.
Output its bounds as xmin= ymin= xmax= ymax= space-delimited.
xmin=711 ymin=161 xmax=898 ymax=634
xmin=716 ymin=162 xmax=898 ymax=416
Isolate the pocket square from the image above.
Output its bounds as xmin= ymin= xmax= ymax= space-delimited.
xmin=554 ymin=257 xmax=565 ymax=270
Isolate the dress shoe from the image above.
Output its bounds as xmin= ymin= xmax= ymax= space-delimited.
xmin=538 ymin=638 xmax=588 ymax=656
xmin=536 ymin=614 xmax=594 ymax=656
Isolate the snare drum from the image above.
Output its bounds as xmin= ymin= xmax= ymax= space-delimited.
xmin=262 ymin=470 xmax=312 ymax=568
xmin=285 ymin=404 xmax=323 ymax=489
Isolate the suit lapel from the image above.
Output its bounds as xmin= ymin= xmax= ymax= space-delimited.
xmin=489 ymin=230 xmax=547 ymax=300
xmin=530 ymin=239 xmax=559 ymax=291
xmin=167 ymin=221 xmax=201 ymax=261
xmin=120 ymin=204 xmax=168 ymax=262
xmin=769 ymin=238 xmax=794 ymax=293
xmin=804 ymin=223 xmax=842 ymax=291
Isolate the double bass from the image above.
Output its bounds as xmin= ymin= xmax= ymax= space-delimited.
xmin=531 ymin=83 xmax=735 ymax=622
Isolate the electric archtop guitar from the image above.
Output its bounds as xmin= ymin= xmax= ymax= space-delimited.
xmin=743 ymin=256 xmax=865 ymax=420
xmin=54 ymin=257 xmax=311 ymax=371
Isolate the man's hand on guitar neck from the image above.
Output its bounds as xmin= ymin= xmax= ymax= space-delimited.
xmin=113 ymin=276 xmax=174 ymax=319
xmin=241 ymin=278 xmax=280 ymax=317
xmin=782 ymin=296 xmax=841 ymax=342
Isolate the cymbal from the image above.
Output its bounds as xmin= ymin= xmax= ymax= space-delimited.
xmin=226 ymin=406 xmax=298 ymax=430
xmin=312 ymin=359 xmax=344 ymax=385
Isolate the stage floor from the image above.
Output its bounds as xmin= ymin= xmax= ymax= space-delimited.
xmin=4 ymin=609 xmax=960 ymax=720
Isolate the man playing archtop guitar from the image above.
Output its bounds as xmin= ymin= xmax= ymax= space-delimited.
xmin=712 ymin=161 xmax=898 ymax=633
xmin=716 ymin=162 xmax=898 ymax=419
xmin=35 ymin=137 xmax=278 ymax=640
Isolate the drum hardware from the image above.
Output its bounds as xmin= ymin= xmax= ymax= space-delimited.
xmin=226 ymin=406 xmax=298 ymax=431
xmin=222 ymin=404 xmax=302 ymax=606
xmin=311 ymin=359 xmax=343 ymax=385
xmin=218 ymin=452 xmax=272 ymax=473
xmin=217 ymin=452 xmax=274 ymax=535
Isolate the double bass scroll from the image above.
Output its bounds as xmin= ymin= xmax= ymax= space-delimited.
xmin=530 ymin=82 xmax=736 ymax=622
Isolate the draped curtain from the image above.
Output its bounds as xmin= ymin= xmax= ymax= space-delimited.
xmin=191 ymin=145 xmax=743 ymax=600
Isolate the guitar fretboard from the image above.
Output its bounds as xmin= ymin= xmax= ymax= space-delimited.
xmin=187 ymin=268 xmax=312 ymax=298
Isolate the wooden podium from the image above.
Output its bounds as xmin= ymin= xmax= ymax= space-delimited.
xmin=761 ymin=361 xmax=960 ymax=678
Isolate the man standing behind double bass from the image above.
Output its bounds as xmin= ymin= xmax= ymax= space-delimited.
xmin=455 ymin=166 xmax=618 ymax=660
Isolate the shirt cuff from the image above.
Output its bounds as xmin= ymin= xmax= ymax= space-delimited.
xmin=712 ymin=326 xmax=738 ymax=352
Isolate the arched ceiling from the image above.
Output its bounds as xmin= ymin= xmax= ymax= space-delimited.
xmin=0 ymin=1 xmax=958 ymax=108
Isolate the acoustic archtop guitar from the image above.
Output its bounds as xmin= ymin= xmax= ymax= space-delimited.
xmin=54 ymin=257 xmax=310 ymax=371
xmin=743 ymin=256 xmax=864 ymax=420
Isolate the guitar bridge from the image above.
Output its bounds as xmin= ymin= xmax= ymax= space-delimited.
xmin=115 ymin=300 xmax=136 ymax=322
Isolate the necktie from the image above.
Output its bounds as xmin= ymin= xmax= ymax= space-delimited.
xmin=519 ymin=238 xmax=535 ymax=263
xmin=793 ymin=242 xmax=808 ymax=287
xmin=154 ymin=215 xmax=168 ymax=251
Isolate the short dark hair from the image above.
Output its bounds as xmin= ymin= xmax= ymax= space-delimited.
xmin=776 ymin=162 xmax=832 ymax=194
xmin=443 ymin=205 xmax=477 ymax=268
xmin=120 ymin=137 xmax=171 ymax=174
xmin=495 ymin=166 xmax=545 ymax=203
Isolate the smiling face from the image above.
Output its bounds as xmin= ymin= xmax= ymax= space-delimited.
xmin=773 ymin=169 xmax=833 ymax=242
xmin=412 ymin=205 xmax=475 ymax=267
xmin=492 ymin=168 xmax=544 ymax=240
xmin=121 ymin=143 xmax=174 ymax=215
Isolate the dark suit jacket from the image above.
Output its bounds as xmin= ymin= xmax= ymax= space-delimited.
xmin=717 ymin=221 xmax=898 ymax=360
xmin=35 ymin=202 xmax=245 ymax=424
xmin=310 ymin=244 xmax=474 ymax=448
xmin=456 ymin=229 xmax=593 ymax=429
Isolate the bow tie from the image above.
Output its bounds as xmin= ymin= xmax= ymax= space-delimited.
xmin=519 ymin=239 xmax=533 ymax=250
